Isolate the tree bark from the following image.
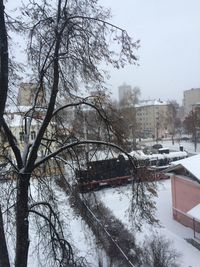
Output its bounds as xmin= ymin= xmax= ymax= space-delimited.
xmin=0 ymin=0 xmax=8 ymax=124
xmin=0 ymin=205 xmax=10 ymax=267
xmin=15 ymin=174 xmax=30 ymax=267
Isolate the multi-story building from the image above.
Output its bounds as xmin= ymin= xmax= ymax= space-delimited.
xmin=135 ymin=100 xmax=173 ymax=139
xmin=17 ymin=82 xmax=46 ymax=106
xmin=118 ymin=83 xmax=132 ymax=104
xmin=0 ymin=105 xmax=65 ymax=177
xmin=183 ymin=88 xmax=200 ymax=116
xmin=1 ymin=82 xmax=53 ymax=162
xmin=1 ymin=105 xmax=56 ymax=159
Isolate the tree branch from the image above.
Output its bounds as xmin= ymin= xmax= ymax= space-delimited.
xmin=26 ymin=12 xmax=62 ymax=172
xmin=68 ymin=15 xmax=125 ymax=34
xmin=0 ymin=205 xmax=10 ymax=267
xmin=29 ymin=204 xmax=74 ymax=265
xmin=33 ymin=139 xmax=137 ymax=170
xmin=1 ymin=118 xmax=23 ymax=169
xmin=52 ymin=98 xmax=107 ymax=120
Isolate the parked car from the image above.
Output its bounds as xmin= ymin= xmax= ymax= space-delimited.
xmin=180 ymin=137 xmax=190 ymax=141
xmin=152 ymin=144 xmax=163 ymax=150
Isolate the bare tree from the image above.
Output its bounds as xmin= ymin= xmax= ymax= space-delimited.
xmin=0 ymin=1 xmax=156 ymax=266
xmin=183 ymin=108 xmax=200 ymax=151
xmin=119 ymin=86 xmax=141 ymax=107
xmin=166 ymin=100 xmax=181 ymax=144
xmin=119 ymin=87 xmax=141 ymax=150
xmin=142 ymin=235 xmax=181 ymax=267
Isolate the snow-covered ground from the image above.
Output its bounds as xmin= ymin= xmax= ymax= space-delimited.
xmin=27 ymin=181 xmax=100 ymax=267
xmin=54 ymin=188 xmax=99 ymax=266
xmin=26 ymin=177 xmax=200 ymax=267
xmin=145 ymin=139 xmax=200 ymax=155
xmin=15 ymin=139 xmax=200 ymax=266
xmin=97 ymin=180 xmax=200 ymax=267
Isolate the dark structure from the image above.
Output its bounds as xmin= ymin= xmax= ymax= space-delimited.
xmin=76 ymin=149 xmax=188 ymax=192
xmin=76 ymin=155 xmax=135 ymax=191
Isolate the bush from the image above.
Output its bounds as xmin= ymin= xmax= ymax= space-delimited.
xmin=142 ymin=235 xmax=181 ymax=267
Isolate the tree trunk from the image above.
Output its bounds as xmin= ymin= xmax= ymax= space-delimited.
xmin=15 ymin=174 xmax=30 ymax=267
xmin=0 ymin=205 xmax=10 ymax=267
xmin=0 ymin=0 xmax=8 ymax=124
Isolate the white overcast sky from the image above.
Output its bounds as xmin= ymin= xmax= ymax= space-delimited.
xmin=100 ymin=0 xmax=200 ymax=104
xmin=6 ymin=0 xmax=200 ymax=104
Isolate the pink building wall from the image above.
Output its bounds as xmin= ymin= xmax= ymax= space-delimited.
xmin=171 ymin=175 xmax=200 ymax=231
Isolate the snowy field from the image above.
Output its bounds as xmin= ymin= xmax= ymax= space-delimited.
xmin=51 ymin=141 xmax=200 ymax=267
xmin=97 ymin=180 xmax=200 ymax=267
xmin=22 ymin=140 xmax=200 ymax=266
xmin=26 ymin=177 xmax=200 ymax=267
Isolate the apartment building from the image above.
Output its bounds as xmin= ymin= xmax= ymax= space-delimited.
xmin=183 ymin=88 xmax=200 ymax=116
xmin=1 ymin=105 xmax=57 ymax=159
xmin=135 ymin=100 xmax=172 ymax=139
xmin=17 ymin=82 xmax=46 ymax=106
xmin=1 ymin=82 xmax=55 ymax=162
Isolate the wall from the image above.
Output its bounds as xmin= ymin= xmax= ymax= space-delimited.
xmin=135 ymin=102 xmax=171 ymax=138
xmin=171 ymin=175 xmax=200 ymax=231
xmin=183 ymin=88 xmax=200 ymax=116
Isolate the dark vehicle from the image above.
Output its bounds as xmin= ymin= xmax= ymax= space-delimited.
xmin=75 ymin=151 xmax=178 ymax=192
xmin=75 ymin=147 xmax=188 ymax=192
xmin=180 ymin=137 xmax=190 ymax=141
xmin=152 ymin=144 xmax=163 ymax=149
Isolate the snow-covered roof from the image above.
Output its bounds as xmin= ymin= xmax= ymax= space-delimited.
xmin=158 ymin=147 xmax=169 ymax=151
xmin=129 ymin=150 xmax=187 ymax=161
xmin=5 ymin=105 xmax=47 ymax=114
xmin=5 ymin=114 xmax=38 ymax=127
xmin=187 ymin=203 xmax=200 ymax=221
xmin=129 ymin=150 xmax=147 ymax=160
xmin=5 ymin=105 xmax=33 ymax=113
xmin=7 ymin=114 xmax=22 ymax=127
xmin=166 ymin=154 xmax=200 ymax=181
xmin=135 ymin=99 xmax=168 ymax=108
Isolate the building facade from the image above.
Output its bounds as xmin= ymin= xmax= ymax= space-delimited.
xmin=135 ymin=100 xmax=173 ymax=139
xmin=167 ymin=155 xmax=200 ymax=233
xmin=183 ymin=88 xmax=200 ymax=116
xmin=17 ymin=82 xmax=46 ymax=106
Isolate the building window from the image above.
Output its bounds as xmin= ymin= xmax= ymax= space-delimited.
xmin=19 ymin=132 xmax=24 ymax=142
xmin=31 ymin=131 xmax=36 ymax=140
